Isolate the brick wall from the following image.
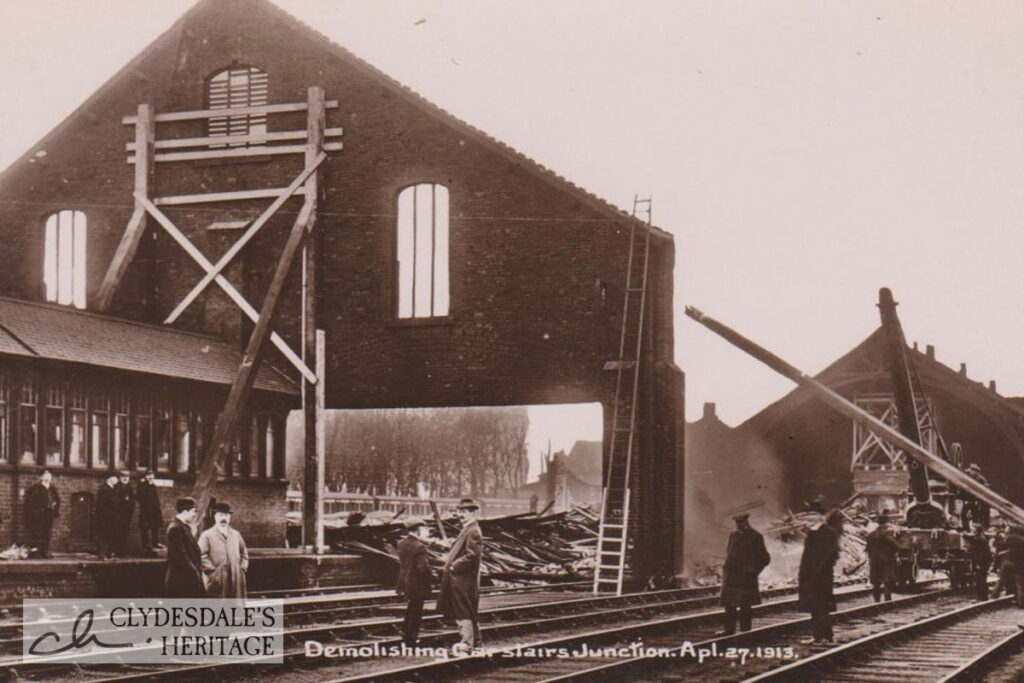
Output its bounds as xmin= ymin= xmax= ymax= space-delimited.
xmin=0 ymin=0 xmax=684 ymax=577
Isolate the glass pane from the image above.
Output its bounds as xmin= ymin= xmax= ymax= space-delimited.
xmin=91 ymin=412 xmax=109 ymax=468
xmin=72 ymin=211 xmax=86 ymax=309
xmin=396 ymin=186 xmax=415 ymax=318
xmin=43 ymin=215 xmax=57 ymax=302
xmin=433 ymin=184 xmax=450 ymax=316
xmin=57 ymin=211 xmax=74 ymax=306
xmin=154 ymin=417 xmax=171 ymax=471
xmin=265 ymin=418 xmax=275 ymax=478
xmin=45 ymin=407 xmax=63 ymax=466
xmin=134 ymin=415 xmax=151 ymax=470
xmin=113 ymin=414 xmax=128 ymax=468
xmin=69 ymin=410 xmax=86 ymax=467
xmin=413 ymin=184 xmax=434 ymax=317
xmin=176 ymin=413 xmax=191 ymax=473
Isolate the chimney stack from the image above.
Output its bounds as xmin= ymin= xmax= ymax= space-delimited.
xmin=989 ymin=380 xmax=998 ymax=393
xmin=703 ymin=402 xmax=717 ymax=420
xmin=959 ymin=363 xmax=967 ymax=376
xmin=926 ymin=344 xmax=935 ymax=360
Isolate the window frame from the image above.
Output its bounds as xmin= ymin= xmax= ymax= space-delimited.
xmin=394 ymin=182 xmax=451 ymax=320
xmin=42 ymin=209 xmax=87 ymax=309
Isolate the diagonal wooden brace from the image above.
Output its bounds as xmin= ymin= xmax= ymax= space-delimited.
xmin=165 ymin=151 xmax=327 ymax=324
xmin=191 ymin=179 xmax=319 ymax=515
xmin=136 ymin=193 xmax=317 ymax=384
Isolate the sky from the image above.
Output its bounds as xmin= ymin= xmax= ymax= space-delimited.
xmin=0 ymin=0 xmax=1022 ymax=428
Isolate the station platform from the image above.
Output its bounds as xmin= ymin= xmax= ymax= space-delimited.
xmin=0 ymin=549 xmax=377 ymax=600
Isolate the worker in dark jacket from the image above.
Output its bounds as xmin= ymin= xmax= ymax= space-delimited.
xmin=95 ymin=474 xmax=118 ymax=559
xmin=799 ymin=509 xmax=843 ymax=644
xmin=437 ymin=498 xmax=483 ymax=654
xmin=136 ymin=469 xmax=163 ymax=551
xmin=165 ymin=497 xmax=205 ymax=598
xmin=718 ymin=513 xmax=771 ymax=634
xmin=23 ymin=471 xmax=60 ymax=558
xmin=967 ymin=523 xmax=992 ymax=601
xmin=396 ymin=517 xmax=434 ymax=647
xmin=1000 ymin=525 xmax=1024 ymax=607
xmin=865 ymin=514 xmax=898 ymax=602
xmin=959 ymin=463 xmax=991 ymax=528
xmin=112 ymin=470 xmax=136 ymax=557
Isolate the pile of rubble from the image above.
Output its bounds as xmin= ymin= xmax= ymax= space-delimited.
xmin=330 ymin=506 xmax=600 ymax=584
xmin=765 ymin=507 xmax=873 ymax=579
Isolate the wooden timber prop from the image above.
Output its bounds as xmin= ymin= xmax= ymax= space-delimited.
xmin=685 ymin=305 xmax=1024 ymax=528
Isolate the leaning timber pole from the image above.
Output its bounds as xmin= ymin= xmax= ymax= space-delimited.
xmin=684 ymin=305 xmax=1024 ymax=527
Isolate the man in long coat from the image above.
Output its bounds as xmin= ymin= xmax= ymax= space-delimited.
xmin=165 ymin=497 xmax=205 ymax=598
xmin=437 ymin=498 xmax=483 ymax=653
xmin=719 ymin=512 xmax=771 ymax=634
xmin=136 ymin=469 xmax=163 ymax=551
xmin=95 ymin=474 xmax=118 ymax=559
xmin=198 ymin=501 xmax=249 ymax=600
xmin=865 ymin=513 xmax=898 ymax=602
xmin=396 ymin=517 xmax=433 ymax=647
xmin=799 ymin=509 xmax=843 ymax=644
xmin=112 ymin=470 xmax=136 ymax=557
xmin=23 ymin=471 xmax=60 ymax=558
xmin=967 ymin=522 xmax=992 ymax=602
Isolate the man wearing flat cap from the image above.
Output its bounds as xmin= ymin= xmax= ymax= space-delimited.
xmin=136 ymin=469 xmax=163 ymax=552
xmin=396 ymin=517 xmax=433 ymax=647
xmin=165 ymin=497 xmax=204 ymax=598
xmin=719 ymin=512 xmax=770 ymax=635
xmin=437 ymin=498 xmax=484 ymax=653
xmin=198 ymin=502 xmax=249 ymax=599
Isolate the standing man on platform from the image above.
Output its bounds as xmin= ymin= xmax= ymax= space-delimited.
xmin=112 ymin=469 xmax=136 ymax=557
xmin=165 ymin=497 xmax=205 ymax=598
xmin=437 ymin=498 xmax=483 ymax=654
xmin=799 ymin=509 xmax=844 ymax=644
xmin=396 ymin=517 xmax=433 ymax=647
xmin=967 ymin=523 xmax=992 ymax=602
xmin=23 ymin=471 xmax=60 ymax=558
xmin=95 ymin=474 xmax=118 ymax=559
xmin=718 ymin=512 xmax=771 ymax=635
xmin=198 ymin=502 xmax=249 ymax=600
xmin=136 ymin=469 xmax=163 ymax=551
xmin=865 ymin=513 xmax=898 ymax=602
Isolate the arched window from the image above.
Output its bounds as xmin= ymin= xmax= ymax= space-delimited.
xmin=396 ymin=183 xmax=449 ymax=318
xmin=43 ymin=209 xmax=86 ymax=309
xmin=206 ymin=65 xmax=268 ymax=144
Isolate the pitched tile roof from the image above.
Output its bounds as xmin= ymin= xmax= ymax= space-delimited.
xmin=0 ymin=297 xmax=297 ymax=395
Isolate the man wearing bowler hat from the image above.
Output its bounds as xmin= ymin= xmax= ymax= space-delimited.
xmin=719 ymin=512 xmax=770 ymax=634
xmin=396 ymin=517 xmax=433 ymax=647
xmin=198 ymin=501 xmax=249 ymax=599
xmin=165 ymin=497 xmax=205 ymax=598
xmin=437 ymin=498 xmax=484 ymax=654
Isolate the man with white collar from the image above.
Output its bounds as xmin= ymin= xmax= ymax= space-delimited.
xmin=198 ymin=501 xmax=249 ymax=599
xmin=437 ymin=498 xmax=484 ymax=654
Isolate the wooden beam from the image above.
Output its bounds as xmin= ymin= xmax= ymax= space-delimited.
xmin=128 ymin=142 xmax=341 ymax=164
xmin=165 ymin=151 xmax=327 ymax=324
xmin=303 ymin=86 xmax=325 ymax=551
xmin=191 ymin=174 xmax=319 ymax=517
xmin=95 ymin=104 xmax=153 ymax=311
xmin=127 ymin=127 xmax=343 ymax=151
xmin=155 ymin=187 xmax=308 ymax=206
xmin=137 ymin=194 xmax=316 ymax=383
xmin=122 ymin=100 xmax=339 ymax=124
xmin=315 ymin=329 xmax=326 ymax=553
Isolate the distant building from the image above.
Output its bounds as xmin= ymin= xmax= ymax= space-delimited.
xmin=519 ymin=440 xmax=603 ymax=509
xmin=686 ymin=329 xmax=1024 ymax=540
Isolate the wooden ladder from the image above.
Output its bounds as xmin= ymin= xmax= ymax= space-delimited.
xmin=594 ymin=195 xmax=651 ymax=595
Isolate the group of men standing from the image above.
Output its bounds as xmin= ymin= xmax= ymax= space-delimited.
xmin=95 ymin=469 xmax=164 ymax=558
xmin=164 ymin=498 xmax=249 ymax=599
xmin=396 ymin=498 xmax=484 ymax=654
xmin=719 ymin=508 xmax=846 ymax=645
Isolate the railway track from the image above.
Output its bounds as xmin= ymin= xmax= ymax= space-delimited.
xmin=744 ymin=594 xmax=1021 ymax=682
xmin=311 ymin=579 xmax=957 ymax=682
xmin=0 ymin=579 xmax=865 ymax=682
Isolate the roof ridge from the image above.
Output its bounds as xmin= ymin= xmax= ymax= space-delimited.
xmin=253 ymin=0 xmax=673 ymax=241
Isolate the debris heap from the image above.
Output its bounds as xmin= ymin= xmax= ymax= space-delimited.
xmin=321 ymin=506 xmax=600 ymax=585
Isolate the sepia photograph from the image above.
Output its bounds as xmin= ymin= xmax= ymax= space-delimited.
xmin=0 ymin=0 xmax=1022 ymax=680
